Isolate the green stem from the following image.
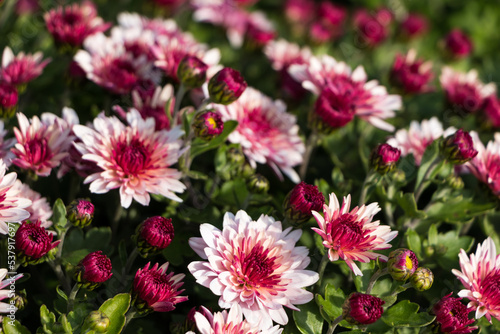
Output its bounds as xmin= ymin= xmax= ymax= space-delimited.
xmin=327 ymin=315 xmax=343 ymax=334
xmin=48 ymin=261 xmax=71 ymax=294
xmin=358 ymin=171 xmax=377 ymax=206
xmin=122 ymin=309 xmax=137 ymax=332
xmin=414 ymin=157 xmax=442 ymax=203
xmin=196 ymin=98 xmax=210 ymax=112
xmin=124 ymin=247 xmax=139 ymax=275
xmin=315 ymin=253 xmax=330 ymax=293
xmin=0 ymin=0 xmax=15 ymax=29
xmin=67 ymin=283 xmax=80 ymax=312
xmin=299 ymin=130 xmax=319 ymax=180
xmin=172 ymin=84 xmax=186 ymax=128
xmin=365 ymin=268 xmax=388 ymax=294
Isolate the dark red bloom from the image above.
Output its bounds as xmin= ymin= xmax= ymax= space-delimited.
xmin=192 ymin=111 xmax=224 ymax=141
xmin=208 ymin=68 xmax=248 ymax=105
xmin=314 ymin=82 xmax=359 ymax=130
xmin=370 ymin=143 xmax=401 ymax=174
xmin=387 ymin=248 xmax=418 ymax=281
xmin=0 ymin=82 xmax=18 ymax=117
xmin=343 ymin=292 xmax=385 ymax=325
xmin=137 ymin=216 xmax=175 ymax=257
xmin=353 ymin=8 xmax=392 ymax=47
xmin=316 ymin=2 xmax=346 ymax=39
xmin=177 ymin=55 xmax=208 ymax=89
xmin=441 ymin=129 xmax=478 ymax=165
xmin=390 ymin=50 xmax=434 ymax=94
xmin=484 ymin=95 xmax=500 ymax=128
xmin=433 ymin=293 xmax=478 ymax=334
xmin=15 ymin=220 xmax=60 ymax=265
xmin=245 ymin=21 xmax=276 ymax=48
xmin=445 ymin=29 xmax=473 ymax=58
xmin=74 ymin=251 xmax=113 ymax=289
xmin=283 ymin=182 xmax=325 ymax=225
xmin=400 ymin=13 xmax=428 ymax=38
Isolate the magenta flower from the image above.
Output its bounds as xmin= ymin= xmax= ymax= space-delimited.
xmin=132 ymin=262 xmax=188 ymax=313
xmin=312 ymin=192 xmax=398 ymax=276
xmin=74 ymin=251 xmax=113 ymax=289
xmin=390 ymin=49 xmax=434 ymax=94
xmin=44 ymin=1 xmax=111 ymax=47
xmin=0 ymin=82 xmax=18 ymax=114
xmin=441 ymin=129 xmax=478 ymax=164
xmin=370 ymin=143 xmax=401 ymax=174
xmin=208 ymin=67 xmax=248 ymax=105
xmin=177 ymin=55 xmax=208 ymax=88
xmin=192 ymin=111 xmax=224 ymax=141
xmin=245 ymin=13 xmax=276 ymax=48
xmin=316 ymin=2 xmax=346 ymax=39
xmin=0 ymin=47 xmax=50 ymax=86
xmin=284 ymin=0 xmax=315 ymax=25
xmin=342 ymin=293 xmax=385 ymax=325
xmin=188 ymin=210 xmax=319 ymax=329
xmin=445 ymin=29 xmax=473 ymax=58
xmin=15 ymin=221 xmax=60 ymax=264
xmin=400 ymin=13 xmax=428 ymax=38
xmin=210 ymin=87 xmax=304 ymax=183
xmin=465 ymin=132 xmax=500 ymax=197
xmin=484 ymin=95 xmax=500 ymax=128
xmin=353 ymin=8 xmax=391 ymax=47
xmin=433 ymin=293 xmax=478 ymax=334
xmin=188 ymin=304 xmax=283 ymax=334
xmin=289 ymin=54 xmax=401 ymax=132
xmin=67 ymin=198 xmax=94 ymax=228
xmin=452 ymin=237 xmax=500 ymax=322
xmin=137 ymin=216 xmax=175 ymax=256
xmin=283 ymin=181 xmax=325 ymax=224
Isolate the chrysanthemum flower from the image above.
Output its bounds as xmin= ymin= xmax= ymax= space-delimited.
xmin=465 ymin=131 xmax=500 ymax=197
xmin=484 ymin=95 xmax=500 ymax=128
xmin=0 ymin=269 xmax=23 ymax=313
xmin=311 ymin=193 xmax=397 ymax=276
xmin=400 ymin=13 xmax=428 ymax=38
xmin=445 ymin=29 xmax=473 ymax=58
xmin=353 ymin=8 xmax=392 ymax=47
xmin=11 ymin=112 xmax=74 ymax=177
xmin=12 ymin=180 xmax=52 ymax=228
xmin=288 ymin=54 xmax=401 ymax=131
xmin=44 ymin=1 xmax=111 ymax=47
xmin=0 ymin=47 xmax=51 ymax=86
xmin=74 ymin=251 xmax=113 ymax=290
xmin=432 ymin=293 xmax=478 ymax=334
xmin=452 ymin=237 xmax=500 ymax=322
xmin=72 ymin=109 xmax=186 ymax=208
xmin=390 ymin=49 xmax=434 ymax=94
xmin=188 ymin=210 xmax=318 ymax=329
xmin=15 ymin=220 xmax=60 ymax=265
xmin=210 ymin=87 xmax=304 ymax=182
xmin=386 ymin=117 xmax=455 ymax=165
xmin=187 ymin=304 xmax=283 ymax=334
xmin=0 ymin=120 xmax=16 ymax=166
xmin=0 ymin=160 xmax=31 ymax=234
xmin=440 ymin=67 xmax=496 ymax=114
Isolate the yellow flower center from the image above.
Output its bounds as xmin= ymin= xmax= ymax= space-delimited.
xmin=405 ymin=255 xmax=413 ymax=270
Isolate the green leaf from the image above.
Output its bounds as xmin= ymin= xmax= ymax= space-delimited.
xmin=2 ymin=318 xmax=31 ymax=334
xmin=396 ymin=192 xmax=427 ymax=219
xmin=62 ymin=227 xmax=113 ymax=266
xmin=56 ymin=285 xmax=68 ymax=301
xmin=353 ymin=261 xmax=376 ymax=292
xmin=215 ymin=178 xmax=249 ymax=208
xmin=425 ymin=195 xmax=496 ymax=223
xmin=316 ymin=284 xmax=345 ymax=322
xmin=433 ymin=231 xmax=474 ymax=271
xmin=293 ymin=299 xmax=324 ymax=334
xmin=190 ymin=120 xmax=238 ymax=158
xmin=428 ymin=224 xmax=438 ymax=245
xmin=51 ymin=198 xmax=68 ymax=230
xmin=98 ymin=293 xmax=131 ymax=334
xmin=405 ymin=229 xmax=422 ymax=259
xmin=382 ymin=300 xmax=435 ymax=328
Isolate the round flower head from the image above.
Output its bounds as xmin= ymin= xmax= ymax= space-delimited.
xmin=1 ymin=47 xmax=51 ymax=86
xmin=432 ymin=293 xmax=478 ymax=334
xmin=387 ymin=248 xmax=418 ymax=281
xmin=410 ymin=267 xmax=434 ymax=291
xmin=136 ymin=216 xmax=175 ymax=257
xmin=208 ymin=67 xmax=248 ymax=105
xmin=67 ymin=198 xmax=94 ymax=228
xmin=342 ymin=293 xmax=385 ymax=325
xmin=283 ymin=181 xmax=325 ymax=225
xmin=177 ymin=55 xmax=208 ymax=88
xmin=192 ymin=110 xmax=224 ymax=141
xmin=188 ymin=304 xmax=283 ymax=334
xmin=390 ymin=49 xmax=434 ymax=94
xmin=311 ymin=193 xmax=398 ymax=276
xmin=445 ymin=29 xmax=473 ymax=58
xmin=188 ymin=210 xmax=319 ymax=329
xmin=132 ymin=262 xmax=188 ymax=314
xmin=211 ymin=87 xmax=304 ymax=183
xmin=440 ymin=129 xmax=478 ymax=164
xmin=72 ymin=109 xmax=186 ymax=208
xmin=15 ymin=220 xmax=60 ymax=266
xmin=370 ymin=143 xmax=401 ymax=174
xmin=74 ymin=251 xmax=113 ymax=290
xmin=353 ymin=8 xmax=392 ymax=47
xmin=400 ymin=13 xmax=428 ymax=38
xmin=452 ymin=237 xmax=500 ymax=322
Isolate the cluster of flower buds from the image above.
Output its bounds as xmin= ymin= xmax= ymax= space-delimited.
xmin=283 ymin=181 xmax=325 ymax=226
xmin=15 ymin=221 xmax=60 ymax=266
xmin=208 ymin=68 xmax=247 ymax=105
xmin=73 ymin=251 xmax=113 ymax=290
xmin=135 ymin=216 xmax=175 ymax=257
xmin=67 ymin=198 xmax=94 ymax=228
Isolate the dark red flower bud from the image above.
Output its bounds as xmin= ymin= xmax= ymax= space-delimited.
xmin=387 ymin=248 xmax=418 ymax=281
xmin=441 ymin=129 xmax=478 ymax=164
xmin=177 ymin=55 xmax=208 ymax=89
xmin=136 ymin=216 xmax=175 ymax=257
xmin=208 ymin=68 xmax=247 ymax=105
xmin=432 ymin=293 xmax=478 ymax=334
xmin=342 ymin=292 xmax=385 ymax=325
xmin=74 ymin=251 xmax=113 ymax=290
xmin=0 ymin=82 xmax=18 ymax=118
xmin=283 ymin=182 xmax=324 ymax=225
xmin=445 ymin=29 xmax=473 ymax=58
xmin=15 ymin=220 xmax=60 ymax=266
xmin=400 ymin=13 xmax=428 ymax=38
xmin=67 ymin=198 xmax=94 ymax=228
xmin=370 ymin=143 xmax=401 ymax=174
xmin=192 ymin=110 xmax=224 ymax=141
xmin=353 ymin=9 xmax=390 ymax=47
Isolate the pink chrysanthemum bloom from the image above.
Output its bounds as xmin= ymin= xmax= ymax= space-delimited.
xmin=353 ymin=8 xmax=392 ymax=47
xmin=188 ymin=210 xmax=319 ymax=329
xmin=445 ymin=29 xmax=473 ymax=58
xmin=210 ymin=87 xmax=304 ymax=183
xmin=244 ymin=11 xmax=276 ymax=48
xmin=440 ymin=66 xmax=496 ymax=114
xmin=311 ymin=193 xmax=398 ymax=276
xmin=484 ymin=95 xmax=500 ymax=128
xmin=1 ymin=47 xmax=51 ymax=86
xmin=74 ymin=33 xmax=160 ymax=94
xmin=72 ymin=109 xmax=186 ymax=208
xmin=0 ymin=120 xmax=16 ymax=166
xmin=390 ymin=49 xmax=434 ymax=94
xmin=289 ymin=54 xmax=401 ymax=132
xmin=387 ymin=117 xmax=456 ymax=165
xmin=452 ymin=237 xmax=500 ymax=322
xmin=11 ymin=112 xmax=74 ymax=177
xmin=465 ymin=131 xmax=500 ymax=197
xmin=0 ymin=159 xmax=32 ymax=234
xmin=432 ymin=293 xmax=478 ymax=334
xmin=44 ymin=1 xmax=111 ymax=47
xmin=116 ymin=12 xmax=183 ymax=39
xmin=0 ymin=269 xmax=23 ymax=313
xmin=11 ymin=180 xmax=52 ymax=228
xmin=400 ymin=13 xmax=428 ymax=39
xmin=187 ymin=304 xmax=283 ymax=334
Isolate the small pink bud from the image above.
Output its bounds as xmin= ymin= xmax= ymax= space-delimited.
xmin=15 ymin=221 xmax=60 ymax=266
xmin=283 ymin=182 xmax=325 ymax=225
xmin=387 ymin=248 xmax=418 ymax=281
xmin=342 ymin=292 xmax=385 ymax=325
xmin=208 ymin=68 xmax=247 ymax=105
xmin=192 ymin=111 xmax=224 ymax=141
xmin=370 ymin=143 xmax=401 ymax=174
xmin=441 ymin=129 xmax=478 ymax=164
xmin=67 ymin=198 xmax=94 ymax=228
xmin=74 ymin=251 xmax=113 ymax=290
xmin=137 ymin=216 xmax=175 ymax=257
xmin=445 ymin=29 xmax=473 ymax=58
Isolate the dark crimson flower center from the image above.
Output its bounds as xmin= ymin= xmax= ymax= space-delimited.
xmin=107 ymin=59 xmax=139 ymax=92
xmin=139 ymin=270 xmax=173 ymax=304
xmin=115 ymin=139 xmax=149 ymax=176
xmin=483 ymin=272 xmax=500 ymax=299
xmin=25 ymin=138 xmax=50 ymax=165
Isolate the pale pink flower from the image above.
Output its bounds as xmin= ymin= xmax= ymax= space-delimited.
xmin=0 ymin=159 xmax=32 ymax=234
xmin=311 ymin=193 xmax=398 ymax=276
xmin=440 ymin=67 xmax=496 ymax=114
xmin=74 ymin=33 xmax=160 ymax=94
xmin=0 ymin=120 xmax=16 ymax=167
xmin=188 ymin=210 xmax=319 ymax=329
xmin=12 ymin=180 xmax=52 ymax=228
xmin=44 ymin=1 xmax=111 ymax=47
xmin=72 ymin=109 xmax=186 ymax=208
xmin=12 ymin=112 xmax=74 ymax=177
xmin=0 ymin=269 xmax=23 ymax=313
xmin=210 ymin=87 xmax=304 ymax=183
xmin=264 ymin=39 xmax=312 ymax=72
xmin=188 ymin=304 xmax=283 ymax=334
xmin=465 ymin=131 xmax=500 ymax=197
xmin=387 ymin=117 xmax=455 ymax=165
xmin=289 ymin=54 xmax=401 ymax=131
xmin=116 ymin=12 xmax=183 ymax=39
xmin=452 ymin=237 xmax=500 ymax=322
xmin=1 ymin=47 xmax=51 ymax=86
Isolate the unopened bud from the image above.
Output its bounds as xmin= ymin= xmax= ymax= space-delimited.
xmin=81 ymin=311 xmax=110 ymax=333
xmin=247 ymin=174 xmax=269 ymax=193
xmin=192 ymin=111 xmax=224 ymax=141
xmin=410 ymin=267 xmax=434 ymax=291
xmin=136 ymin=216 xmax=174 ymax=257
xmin=370 ymin=143 xmax=401 ymax=174
xmin=342 ymin=292 xmax=385 ymax=325
xmin=208 ymin=68 xmax=247 ymax=105
xmin=440 ymin=129 xmax=478 ymax=165
xmin=387 ymin=248 xmax=418 ymax=281
xmin=74 ymin=251 xmax=113 ymax=290
xmin=67 ymin=198 xmax=94 ymax=228
xmin=283 ymin=182 xmax=324 ymax=225
xmin=177 ymin=55 xmax=208 ymax=88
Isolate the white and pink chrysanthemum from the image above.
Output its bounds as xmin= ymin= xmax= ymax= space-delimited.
xmin=263 ymin=39 xmax=312 ymax=72
xmin=12 ymin=112 xmax=74 ymax=177
xmin=465 ymin=131 xmax=500 ymax=197
xmin=452 ymin=237 xmax=500 ymax=322
xmin=12 ymin=180 xmax=52 ymax=228
xmin=0 ymin=120 xmax=16 ymax=167
xmin=311 ymin=193 xmax=398 ymax=276
xmin=188 ymin=304 xmax=283 ymax=334
xmin=288 ymin=54 xmax=401 ymax=131
xmin=386 ymin=117 xmax=456 ymax=165
xmin=0 ymin=269 xmax=23 ymax=313
xmin=72 ymin=109 xmax=186 ymax=208
xmin=210 ymin=87 xmax=304 ymax=183
xmin=440 ymin=67 xmax=496 ymax=114
xmin=188 ymin=210 xmax=319 ymax=329
xmin=0 ymin=47 xmax=51 ymax=86
xmin=0 ymin=159 xmax=32 ymax=234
